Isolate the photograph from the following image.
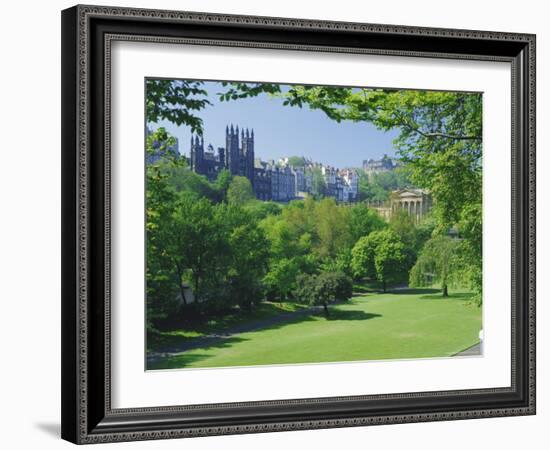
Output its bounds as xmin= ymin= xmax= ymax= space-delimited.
xmin=57 ymin=3 xmax=536 ymax=444
xmin=144 ymin=79 xmax=483 ymax=371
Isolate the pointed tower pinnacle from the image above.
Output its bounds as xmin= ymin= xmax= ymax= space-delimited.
xmin=226 ymin=124 xmax=229 ymax=135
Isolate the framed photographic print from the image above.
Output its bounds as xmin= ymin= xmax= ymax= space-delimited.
xmin=61 ymin=4 xmax=536 ymax=444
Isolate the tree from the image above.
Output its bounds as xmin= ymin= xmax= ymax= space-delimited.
xmin=351 ymin=229 xmax=407 ymax=291
xmin=155 ymin=158 xmax=219 ymax=202
xmin=223 ymin=207 xmax=269 ymax=310
xmin=409 ymin=235 xmax=461 ymax=297
xmin=217 ymin=83 xmax=481 ymax=233
xmin=263 ymin=258 xmax=300 ymax=301
xmin=373 ymin=231 xmax=407 ymax=292
xmin=146 ymin=127 xmax=180 ymax=163
xmin=349 ymin=203 xmax=387 ymax=242
xmin=311 ymin=167 xmax=326 ymax=198
xmin=457 ymin=202 xmax=482 ymax=304
xmin=217 ymin=82 xmax=482 ymax=300
xmin=214 ymin=169 xmax=233 ymax=202
xmin=146 ymin=79 xmax=210 ymax=133
xmin=287 ymin=155 xmax=306 ymax=167
xmin=166 ymin=196 xmax=227 ymax=304
xmin=293 ymin=271 xmax=352 ymax=317
xmin=356 ymin=171 xmax=374 ymax=202
xmin=145 ymin=130 xmax=180 ymax=333
xmin=226 ymin=176 xmax=255 ymax=205
xmin=244 ymin=201 xmax=282 ymax=220
xmin=314 ymin=198 xmax=352 ymax=259
xmin=351 ymin=234 xmax=378 ymax=281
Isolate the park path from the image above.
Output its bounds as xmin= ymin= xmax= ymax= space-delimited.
xmin=147 ymin=303 xmax=331 ymax=364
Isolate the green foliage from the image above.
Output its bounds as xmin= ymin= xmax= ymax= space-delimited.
xmin=146 ymin=79 xmax=210 ymax=133
xmin=146 ymin=127 xmax=179 ymax=161
xmin=368 ymin=169 xmax=411 ymax=202
xmin=263 ymin=258 xmax=300 ymax=300
xmin=311 ymin=167 xmax=326 ymax=198
xmin=351 ymin=229 xmax=407 ymax=291
xmin=287 ymin=155 xmax=306 ymax=167
xmin=457 ymin=202 xmax=482 ymax=304
xmin=146 ymin=131 xmax=181 ymax=333
xmin=146 ymin=81 xmax=483 ymax=335
xmin=314 ymin=198 xmax=352 ymax=259
xmin=156 ymin=159 xmax=219 ymax=202
xmin=215 ymin=83 xmax=482 ymax=297
xmin=224 ymin=209 xmax=269 ymax=310
xmin=226 ymin=176 xmax=255 ymax=205
xmin=356 ymin=171 xmax=373 ymax=202
xmin=293 ymin=271 xmax=353 ymax=316
xmin=167 ymin=195 xmax=228 ymax=303
xmin=244 ymin=201 xmax=283 ymax=220
xmin=214 ymin=169 xmax=233 ymax=201
xmin=409 ymin=235 xmax=463 ymax=297
xmin=349 ymin=203 xmax=387 ymax=242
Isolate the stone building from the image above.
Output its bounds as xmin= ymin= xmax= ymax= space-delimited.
xmin=390 ymin=189 xmax=432 ymax=223
xmin=189 ymin=125 xmax=359 ymax=204
xmin=340 ymin=169 xmax=359 ymax=202
xmin=253 ymin=166 xmax=272 ymax=201
xmin=363 ymin=154 xmax=397 ymax=176
xmin=190 ymin=124 xmax=256 ymax=183
xmin=270 ymin=165 xmax=296 ymax=202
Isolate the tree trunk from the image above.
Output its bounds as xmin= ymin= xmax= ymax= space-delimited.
xmin=382 ymin=280 xmax=387 ymax=293
xmin=179 ymin=281 xmax=187 ymax=306
xmin=442 ymin=284 xmax=448 ymax=297
xmin=323 ymin=303 xmax=329 ymax=317
xmin=174 ymin=262 xmax=187 ymax=306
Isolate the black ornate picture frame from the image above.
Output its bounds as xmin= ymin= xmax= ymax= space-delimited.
xmin=61 ymin=4 xmax=536 ymax=444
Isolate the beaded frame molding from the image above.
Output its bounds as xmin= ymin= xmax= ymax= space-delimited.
xmin=61 ymin=4 xmax=536 ymax=444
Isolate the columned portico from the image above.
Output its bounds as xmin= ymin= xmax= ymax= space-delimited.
xmin=390 ymin=189 xmax=432 ymax=223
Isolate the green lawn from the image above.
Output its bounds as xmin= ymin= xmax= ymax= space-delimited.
xmin=148 ymin=288 xmax=482 ymax=370
xmin=148 ymin=300 xmax=307 ymax=351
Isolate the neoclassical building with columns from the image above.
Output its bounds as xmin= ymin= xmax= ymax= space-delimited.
xmin=390 ymin=189 xmax=432 ymax=223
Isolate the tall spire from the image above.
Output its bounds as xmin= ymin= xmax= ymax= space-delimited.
xmin=246 ymin=128 xmax=250 ymax=138
xmin=236 ymin=125 xmax=239 ymax=135
xmin=230 ymin=123 xmax=234 ymax=134
xmin=251 ymin=128 xmax=254 ymax=139
xmin=226 ymin=124 xmax=229 ymax=135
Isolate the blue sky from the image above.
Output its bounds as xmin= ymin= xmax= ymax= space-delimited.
xmin=153 ymin=81 xmax=399 ymax=168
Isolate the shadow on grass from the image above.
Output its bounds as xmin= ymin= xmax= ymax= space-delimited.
xmin=148 ymin=304 xmax=383 ymax=367
xmin=391 ymin=288 xmax=441 ymax=295
xmin=325 ymin=310 xmax=382 ymax=321
xmin=419 ymin=292 xmax=473 ymax=301
xmin=149 ymin=352 xmax=213 ymax=370
xmin=148 ymin=308 xmax=383 ymax=370
xmin=148 ymin=335 xmax=249 ymax=369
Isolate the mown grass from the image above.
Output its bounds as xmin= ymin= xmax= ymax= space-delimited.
xmin=148 ymin=300 xmax=308 ymax=351
xmin=148 ymin=288 xmax=482 ymax=370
